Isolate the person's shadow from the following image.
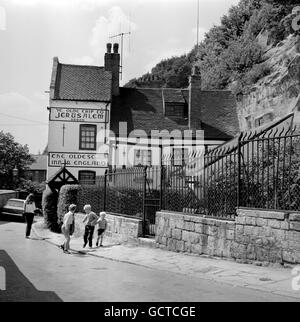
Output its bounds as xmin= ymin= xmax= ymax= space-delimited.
xmin=0 ymin=250 xmax=62 ymax=302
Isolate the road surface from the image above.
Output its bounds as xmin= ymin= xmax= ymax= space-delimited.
xmin=0 ymin=216 xmax=297 ymax=302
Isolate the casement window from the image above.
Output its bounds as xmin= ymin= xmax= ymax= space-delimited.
xmin=172 ymin=148 xmax=189 ymax=166
xmin=165 ymin=103 xmax=187 ymax=118
xmin=134 ymin=149 xmax=152 ymax=167
xmin=78 ymin=170 xmax=96 ymax=185
xmin=79 ymin=124 xmax=97 ymax=150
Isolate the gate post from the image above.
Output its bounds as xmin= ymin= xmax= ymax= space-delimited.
xmin=237 ymin=133 xmax=243 ymax=209
xmin=159 ymin=142 xmax=164 ymax=211
xmin=103 ymin=169 xmax=108 ymax=211
xmin=142 ymin=166 xmax=148 ymax=237
xmin=160 ymin=165 xmax=164 ymax=210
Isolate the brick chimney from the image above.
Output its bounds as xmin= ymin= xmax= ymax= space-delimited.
xmin=188 ymin=65 xmax=202 ymax=130
xmin=104 ymin=43 xmax=120 ymax=96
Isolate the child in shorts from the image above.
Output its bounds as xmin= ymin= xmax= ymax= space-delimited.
xmin=96 ymin=212 xmax=107 ymax=247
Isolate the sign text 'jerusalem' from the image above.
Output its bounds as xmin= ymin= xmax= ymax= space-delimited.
xmin=50 ymin=108 xmax=107 ymax=123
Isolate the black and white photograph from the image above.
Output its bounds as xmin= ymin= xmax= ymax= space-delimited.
xmin=0 ymin=0 xmax=300 ymax=307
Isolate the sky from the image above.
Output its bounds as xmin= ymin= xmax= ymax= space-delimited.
xmin=0 ymin=0 xmax=240 ymax=154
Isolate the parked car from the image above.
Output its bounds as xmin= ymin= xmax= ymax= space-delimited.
xmin=0 ymin=199 xmax=26 ymax=218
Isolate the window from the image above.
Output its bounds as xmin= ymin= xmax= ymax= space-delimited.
xmin=79 ymin=171 xmax=96 ymax=185
xmin=165 ymin=103 xmax=187 ymax=118
xmin=172 ymin=148 xmax=189 ymax=166
xmin=255 ymin=117 xmax=264 ymax=128
xmin=134 ymin=149 xmax=152 ymax=166
xmin=79 ymin=124 xmax=97 ymax=150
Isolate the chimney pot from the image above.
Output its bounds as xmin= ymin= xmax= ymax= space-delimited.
xmin=106 ymin=43 xmax=112 ymax=53
xmin=113 ymin=43 xmax=119 ymax=54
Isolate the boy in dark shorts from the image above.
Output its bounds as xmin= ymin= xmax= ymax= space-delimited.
xmin=96 ymin=212 xmax=107 ymax=247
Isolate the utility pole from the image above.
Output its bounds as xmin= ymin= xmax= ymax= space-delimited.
xmin=110 ymin=31 xmax=131 ymax=80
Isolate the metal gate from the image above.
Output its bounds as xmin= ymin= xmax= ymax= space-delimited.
xmin=143 ymin=166 xmax=162 ymax=236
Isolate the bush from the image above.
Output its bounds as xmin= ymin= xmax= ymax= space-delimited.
xmin=163 ymin=188 xmax=204 ymax=213
xmin=57 ymin=184 xmax=105 ymax=220
xmin=42 ymin=187 xmax=59 ymax=232
xmin=77 ymin=185 xmax=105 ymax=215
xmin=106 ymin=187 xmax=143 ymax=216
xmin=57 ymin=185 xmax=79 ymax=223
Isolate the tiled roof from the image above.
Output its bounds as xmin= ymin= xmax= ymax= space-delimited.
xmin=111 ymin=87 xmax=239 ymax=140
xmin=162 ymin=89 xmax=186 ymax=103
xmin=53 ymin=63 xmax=112 ymax=101
xmin=188 ymin=90 xmax=240 ymax=138
xmin=110 ymin=88 xmax=189 ymax=138
xmin=29 ymin=155 xmax=47 ymax=171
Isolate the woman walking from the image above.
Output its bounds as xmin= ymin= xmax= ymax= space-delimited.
xmin=61 ymin=204 xmax=76 ymax=254
xmin=23 ymin=193 xmax=37 ymax=239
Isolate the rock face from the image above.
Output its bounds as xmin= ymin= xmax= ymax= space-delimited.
xmin=238 ymin=34 xmax=300 ymax=130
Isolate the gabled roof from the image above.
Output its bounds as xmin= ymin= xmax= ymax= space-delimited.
xmin=110 ymin=88 xmax=189 ymax=138
xmin=51 ymin=58 xmax=112 ymax=102
xmin=111 ymin=87 xmax=239 ymax=140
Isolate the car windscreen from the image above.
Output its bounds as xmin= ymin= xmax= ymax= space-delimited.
xmin=6 ymin=200 xmax=25 ymax=208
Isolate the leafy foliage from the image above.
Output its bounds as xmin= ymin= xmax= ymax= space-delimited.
xmin=0 ymin=131 xmax=34 ymax=189
xmin=125 ymin=0 xmax=297 ymax=93
xmin=57 ymin=185 xmax=79 ymax=224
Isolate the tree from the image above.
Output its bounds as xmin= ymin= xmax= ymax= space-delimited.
xmin=0 ymin=131 xmax=34 ymax=189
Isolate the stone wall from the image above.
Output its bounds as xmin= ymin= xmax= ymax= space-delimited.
xmin=155 ymin=211 xmax=235 ymax=258
xmin=73 ymin=213 xmax=143 ymax=244
xmin=0 ymin=190 xmax=18 ymax=209
xmin=156 ymin=208 xmax=300 ymax=264
xmin=105 ymin=213 xmax=143 ymax=244
xmin=233 ymin=208 xmax=300 ymax=264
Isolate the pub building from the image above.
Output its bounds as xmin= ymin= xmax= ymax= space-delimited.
xmin=47 ymin=43 xmax=240 ymax=184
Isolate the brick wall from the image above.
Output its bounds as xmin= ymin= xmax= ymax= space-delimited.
xmin=155 ymin=208 xmax=300 ymax=264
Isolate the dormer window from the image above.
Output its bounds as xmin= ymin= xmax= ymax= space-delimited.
xmin=165 ymin=102 xmax=188 ymax=119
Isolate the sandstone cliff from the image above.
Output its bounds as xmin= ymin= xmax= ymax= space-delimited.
xmin=237 ymin=34 xmax=300 ymax=130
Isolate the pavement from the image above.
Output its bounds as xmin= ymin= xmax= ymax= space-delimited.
xmin=30 ymin=217 xmax=300 ymax=301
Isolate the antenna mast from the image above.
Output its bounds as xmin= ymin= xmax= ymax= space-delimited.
xmin=197 ymin=0 xmax=200 ymax=49
xmin=110 ymin=31 xmax=131 ymax=80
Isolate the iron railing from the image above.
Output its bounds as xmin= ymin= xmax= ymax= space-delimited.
xmin=76 ymin=124 xmax=300 ymax=233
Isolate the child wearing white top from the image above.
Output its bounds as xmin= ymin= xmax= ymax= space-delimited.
xmin=61 ymin=204 xmax=76 ymax=254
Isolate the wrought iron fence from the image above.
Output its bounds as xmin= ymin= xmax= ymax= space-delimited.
xmin=76 ymin=122 xmax=300 ymax=234
xmin=238 ymin=126 xmax=300 ymax=211
xmin=105 ymin=167 xmax=145 ymax=217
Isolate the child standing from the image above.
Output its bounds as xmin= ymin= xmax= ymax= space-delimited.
xmin=96 ymin=212 xmax=107 ymax=247
xmin=82 ymin=205 xmax=98 ymax=248
xmin=61 ymin=204 xmax=76 ymax=254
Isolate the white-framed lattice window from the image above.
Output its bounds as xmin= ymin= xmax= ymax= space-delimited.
xmin=172 ymin=148 xmax=189 ymax=166
xmin=134 ymin=149 xmax=152 ymax=167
